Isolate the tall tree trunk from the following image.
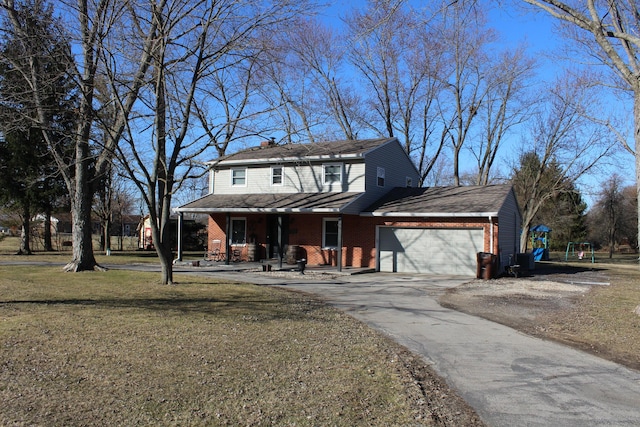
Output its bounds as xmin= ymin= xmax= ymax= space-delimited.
xmin=158 ymin=242 xmax=174 ymax=285
xmin=17 ymin=204 xmax=31 ymax=255
xmin=453 ymin=144 xmax=461 ymax=186
xmin=150 ymin=220 xmax=173 ymax=285
xmin=43 ymin=207 xmax=53 ymax=251
xmin=64 ymin=137 xmax=102 ymax=271
xmin=636 ymin=93 xmax=640 ymax=263
xmin=103 ymin=219 xmax=111 ymax=254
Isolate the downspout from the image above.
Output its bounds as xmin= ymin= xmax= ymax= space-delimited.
xmin=489 ymin=216 xmax=494 ymax=254
xmin=337 ymin=215 xmax=343 ymax=272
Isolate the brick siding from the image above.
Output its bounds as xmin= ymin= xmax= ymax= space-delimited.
xmin=207 ymin=213 xmax=498 ymax=269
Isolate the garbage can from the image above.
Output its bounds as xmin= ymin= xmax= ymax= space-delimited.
xmin=476 ymin=252 xmax=495 ymax=280
xmin=286 ymin=245 xmax=299 ymax=264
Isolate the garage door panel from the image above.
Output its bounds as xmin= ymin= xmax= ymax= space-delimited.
xmin=379 ymin=227 xmax=483 ymax=275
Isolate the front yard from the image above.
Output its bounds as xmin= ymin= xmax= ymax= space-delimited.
xmin=0 ymin=263 xmax=482 ymax=426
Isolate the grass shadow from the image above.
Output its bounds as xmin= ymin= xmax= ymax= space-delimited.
xmin=0 ymin=294 xmax=329 ymax=322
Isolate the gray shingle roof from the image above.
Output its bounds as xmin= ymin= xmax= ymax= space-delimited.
xmin=211 ymin=138 xmax=396 ymax=165
xmin=176 ymin=192 xmax=364 ymax=213
xmin=363 ymin=185 xmax=514 ymax=216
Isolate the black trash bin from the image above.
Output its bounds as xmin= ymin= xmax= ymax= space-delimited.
xmin=476 ymin=252 xmax=495 ymax=280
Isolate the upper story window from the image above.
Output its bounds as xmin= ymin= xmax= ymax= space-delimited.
xmin=377 ymin=167 xmax=385 ymax=187
xmin=271 ymin=166 xmax=283 ymax=186
xmin=406 ymin=177 xmax=413 ymax=188
xmin=231 ymin=168 xmax=246 ymax=186
xmin=323 ymin=163 xmax=342 ymax=185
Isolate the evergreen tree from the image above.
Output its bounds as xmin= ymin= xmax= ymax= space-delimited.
xmin=0 ymin=0 xmax=76 ymax=253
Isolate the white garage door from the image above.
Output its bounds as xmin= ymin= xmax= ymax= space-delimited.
xmin=378 ymin=227 xmax=484 ymax=276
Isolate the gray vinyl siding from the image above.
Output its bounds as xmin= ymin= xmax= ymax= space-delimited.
xmin=345 ymin=140 xmax=420 ymax=214
xmin=212 ymin=161 xmax=366 ymax=195
xmin=497 ymin=189 xmax=522 ymax=271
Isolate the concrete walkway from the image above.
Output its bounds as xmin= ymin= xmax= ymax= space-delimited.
xmin=194 ymin=269 xmax=640 ymax=427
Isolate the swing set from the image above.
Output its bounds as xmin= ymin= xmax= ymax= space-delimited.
xmin=565 ymin=242 xmax=595 ymax=263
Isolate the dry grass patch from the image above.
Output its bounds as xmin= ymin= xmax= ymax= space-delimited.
xmin=532 ymin=266 xmax=640 ymax=371
xmin=0 ymin=265 xmax=481 ymax=426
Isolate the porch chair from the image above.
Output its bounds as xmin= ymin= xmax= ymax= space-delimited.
xmin=230 ymin=246 xmax=242 ymax=262
xmin=205 ymin=239 xmax=224 ymax=261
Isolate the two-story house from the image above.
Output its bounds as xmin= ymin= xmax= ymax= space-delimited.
xmin=175 ymin=137 xmax=522 ymax=276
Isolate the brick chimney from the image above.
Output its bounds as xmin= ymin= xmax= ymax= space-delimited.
xmin=260 ymin=137 xmax=276 ymax=147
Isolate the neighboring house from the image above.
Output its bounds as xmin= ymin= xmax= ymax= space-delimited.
xmin=31 ymin=214 xmax=60 ymax=236
xmin=138 ymin=215 xmax=154 ymax=250
xmin=175 ymin=137 xmax=521 ymax=276
xmin=138 ymin=214 xmax=205 ymax=251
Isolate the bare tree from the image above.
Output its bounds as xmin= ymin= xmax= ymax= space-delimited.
xmin=1 ymin=0 xmax=156 ymax=271
xmin=345 ymin=0 xmax=533 ymax=186
xmin=345 ymin=0 xmax=455 ymax=184
xmin=471 ymin=47 xmax=536 ymax=185
xmin=588 ymin=175 xmax=637 ymax=256
xmin=195 ymin=53 xmax=265 ymax=157
xmin=597 ymin=174 xmax=625 ymax=258
xmin=254 ymin=17 xmax=359 ymax=144
xmin=347 ymin=0 xmax=426 ymax=140
xmin=282 ymin=18 xmax=362 ymax=141
xmin=437 ymin=3 xmax=499 ymax=186
xmin=111 ymin=0 xmax=310 ymax=285
xmin=512 ymin=72 xmax=614 ymax=252
xmin=522 ymin=0 xmax=640 ymax=260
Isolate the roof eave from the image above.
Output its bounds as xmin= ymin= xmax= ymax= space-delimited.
xmin=213 ymin=153 xmax=363 ymax=167
xmin=360 ymin=211 xmax=500 ymax=218
xmin=174 ymin=207 xmax=344 ymax=214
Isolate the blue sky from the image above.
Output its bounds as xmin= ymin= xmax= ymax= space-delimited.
xmin=317 ymin=0 xmax=636 ymax=207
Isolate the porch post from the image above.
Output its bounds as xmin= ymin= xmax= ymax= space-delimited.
xmin=225 ymin=213 xmax=231 ymax=265
xmin=277 ymin=214 xmax=283 ymax=269
xmin=337 ymin=214 xmax=343 ymax=272
xmin=176 ymin=212 xmax=183 ymax=261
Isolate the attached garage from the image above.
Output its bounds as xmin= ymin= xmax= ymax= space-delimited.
xmin=364 ymin=185 xmax=522 ymax=277
xmin=378 ymin=227 xmax=484 ymax=275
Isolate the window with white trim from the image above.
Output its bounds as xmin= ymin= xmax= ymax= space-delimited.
xmin=231 ymin=168 xmax=246 ymax=186
xmin=271 ymin=166 xmax=283 ymax=186
xmin=322 ymin=218 xmax=339 ymax=248
xmin=230 ymin=218 xmax=246 ymax=245
xmin=377 ymin=167 xmax=385 ymax=187
xmin=323 ymin=163 xmax=342 ymax=185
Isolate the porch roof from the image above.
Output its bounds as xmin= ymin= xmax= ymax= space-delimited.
xmin=362 ymin=185 xmax=513 ymax=217
xmin=175 ymin=192 xmax=364 ymax=214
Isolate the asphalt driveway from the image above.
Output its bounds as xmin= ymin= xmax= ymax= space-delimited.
xmin=199 ymin=269 xmax=640 ymax=427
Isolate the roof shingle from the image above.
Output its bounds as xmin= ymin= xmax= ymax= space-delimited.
xmin=211 ymin=138 xmax=396 ymax=164
xmin=177 ymin=192 xmax=364 ymax=213
xmin=363 ymin=185 xmax=514 ymax=216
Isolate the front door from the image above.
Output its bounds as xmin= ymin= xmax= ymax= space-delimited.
xmin=266 ymin=215 xmax=289 ymax=259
